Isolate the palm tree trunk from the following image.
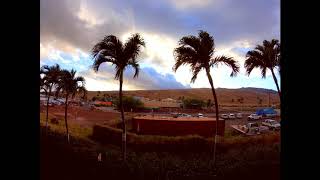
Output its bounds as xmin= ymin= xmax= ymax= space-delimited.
xmin=64 ymin=94 xmax=70 ymax=143
xmin=119 ymin=71 xmax=126 ymax=161
xmin=270 ymin=68 xmax=281 ymax=98
xmin=205 ymin=68 xmax=219 ymax=166
xmin=45 ymin=85 xmax=52 ymax=135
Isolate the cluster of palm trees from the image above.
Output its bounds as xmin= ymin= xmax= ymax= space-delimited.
xmin=40 ymin=30 xmax=280 ymax=161
xmin=40 ymin=65 xmax=87 ymax=143
xmin=90 ymin=30 xmax=280 ymax=161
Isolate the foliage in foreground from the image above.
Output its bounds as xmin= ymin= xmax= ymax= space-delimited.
xmin=41 ymin=125 xmax=280 ymax=180
xmin=92 ymin=124 xmax=280 ymax=153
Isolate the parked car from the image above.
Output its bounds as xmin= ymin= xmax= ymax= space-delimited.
xmin=259 ymin=125 xmax=269 ymax=133
xmin=181 ymin=113 xmax=191 ymax=117
xmin=197 ymin=113 xmax=204 ymax=118
xmin=247 ymin=114 xmax=262 ymax=121
xmin=236 ymin=113 xmax=242 ymax=119
xmin=244 ymin=122 xmax=260 ymax=134
xmin=265 ymin=113 xmax=277 ymax=118
xmin=229 ymin=114 xmax=236 ymax=119
xmin=262 ymin=119 xmax=281 ymax=130
xmin=220 ymin=114 xmax=229 ymax=119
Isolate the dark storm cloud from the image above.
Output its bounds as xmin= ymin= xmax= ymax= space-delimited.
xmin=41 ymin=0 xmax=279 ymax=52
xmin=40 ymin=0 xmax=131 ymax=52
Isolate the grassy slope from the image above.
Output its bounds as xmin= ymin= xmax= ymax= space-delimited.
xmin=87 ymin=88 xmax=280 ymax=106
xmin=40 ymin=113 xmax=280 ymax=180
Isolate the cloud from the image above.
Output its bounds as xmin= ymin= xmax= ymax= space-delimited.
xmin=168 ymin=0 xmax=213 ymax=10
xmin=41 ymin=0 xmax=279 ymax=53
xmin=40 ymin=0 xmax=280 ymax=90
xmin=78 ymin=65 xmax=189 ymax=91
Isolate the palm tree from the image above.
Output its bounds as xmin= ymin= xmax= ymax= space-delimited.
xmin=40 ymin=64 xmax=62 ymax=134
xmin=91 ymin=33 xmax=145 ymax=160
xmin=244 ymin=39 xmax=281 ymax=98
xmin=173 ymin=30 xmax=239 ymax=165
xmin=56 ymin=69 xmax=86 ymax=143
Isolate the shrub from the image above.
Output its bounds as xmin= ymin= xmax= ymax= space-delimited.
xmin=91 ymin=124 xmax=280 ymax=153
xmin=50 ymin=118 xmax=59 ymax=124
xmin=113 ymin=96 xmax=144 ymax=112
xmin=182 ymin=98 xmax=205 ymax=109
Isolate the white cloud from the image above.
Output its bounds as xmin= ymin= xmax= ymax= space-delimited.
xmin=169 ymin=0 xmax=214 ymax=10
xmin=40 ymin=0 xmax=280 ymax=90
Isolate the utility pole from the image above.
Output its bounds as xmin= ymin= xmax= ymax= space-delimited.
xmin=268 ymin=91 xmax=271 ymax=107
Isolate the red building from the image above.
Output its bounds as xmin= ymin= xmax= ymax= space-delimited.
xmin=132 ymin=115 xmax=225 ymax=137
xmin=95 ymin=101 xmax=112 ymax=106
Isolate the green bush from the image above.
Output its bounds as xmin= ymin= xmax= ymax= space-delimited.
xmin=113 ymin=96 xmax=144 ymax=112
xmin=182 ymin=98 xmax=205 ymax=109
xmin=92 ymin=124 xmax=280 ymax=154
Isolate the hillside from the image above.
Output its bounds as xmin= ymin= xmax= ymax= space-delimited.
xmin=86 ymin=87 xmax=280 ymax=106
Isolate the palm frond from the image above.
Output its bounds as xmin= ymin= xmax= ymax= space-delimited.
xmin=190 ymin=65 xmax=202 ymax=83
xmin=92 ymin=55 xmax=115 ymax=72
xmin=124 ymin=33 xmax=145 ymax=62
xmin=244 ymin=39 xmax=280 ymax=78
xmin=198 ymin=30 xmax=214 ymax=57
xmin=210 ymin=56 xmax=240 ymax=77
xmin=178 ymin=35 xmax=200 ymax=51
xmin=115 ymin=66 xmax=123 ymax=80
xmin=173 ymin=46 xmax=197 ymax=72
xmin=129 ymin=60 xmax=140 ymax=78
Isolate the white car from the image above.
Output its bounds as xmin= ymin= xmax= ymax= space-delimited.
xmin=229 ymin=114 xmax=236 ymax=119
xmin=236 ymin=113 xmax=243 ymax=119
xmin=220 ymin=114 xmax=229 ymax=119
xmin=265 ymin=113 xmax=277 ymax=118
xmin=262 ymin=119 xmax=281 ymax=130
xmin=247 ymin=114 xmax=262 ymax=121
xmin=197 ymin=113 xmax=204 ymax=118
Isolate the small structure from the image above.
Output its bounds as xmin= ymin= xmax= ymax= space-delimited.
xmin=94 ymin=101 xmax=112 ymax=106
xmin=132 ymin=115 xmax=225 ymax=137
xmin=161 ymin=98 xmax=177 ymax=103
xmin=256 ymin=108 xmax=277 ymax=116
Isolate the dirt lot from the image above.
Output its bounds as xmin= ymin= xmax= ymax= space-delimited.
xmin=132 ymin=112 xmax=281 ymax=132
xmin=40 ymin=105 xmax=120 ymax=128
xmin=40 ymin=104 xmax=280 ymax=135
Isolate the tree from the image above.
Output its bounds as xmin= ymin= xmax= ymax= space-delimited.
xmin=207 ymin=99 xmax=212 ymax=108
xmin=114 ymin=96 xmax=144 ymax=112
xmin=183 ymin=98 xmax=205 ymax=109
xmin=40 ymin=64 xmax=62 ymax=134
xmin=173 ymin=30 xmax=239 ymax=165
xmin=91 ymin=33 xmax=145 ymax=160
xmin=56 ymin=69 xmax=86 ymax=143
xmin=244 ymin=39 xmax=281 ymax=98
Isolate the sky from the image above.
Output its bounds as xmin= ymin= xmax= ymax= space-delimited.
xmin=40 ymin=0 xmax=280 ymax=91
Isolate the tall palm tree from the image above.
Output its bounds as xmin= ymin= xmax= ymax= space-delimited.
xmin=56 ymin=69 xmax=86 ymax=143
xmin=91 ymin=33 xmax=145 ymax=160
xmin=173 ymin=30 xmax=239 ymax=165
xmin=244 ymin=39 xmax=281 ymax=98
xmin=40 ymin=64 xmax=62 ymax=134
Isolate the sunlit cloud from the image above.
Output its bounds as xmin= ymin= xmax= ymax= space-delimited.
xmin=40 ymin=0 xmax=280 ymax=91
xmin=169 ymin=0 xmax=214 ymax=10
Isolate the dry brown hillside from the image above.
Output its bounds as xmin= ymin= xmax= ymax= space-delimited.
xmin=86 ymin=88 xmax=280 ymax=107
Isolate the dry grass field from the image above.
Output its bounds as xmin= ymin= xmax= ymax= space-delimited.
xmin=86 ymin=87 xmax=280 ymax=106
